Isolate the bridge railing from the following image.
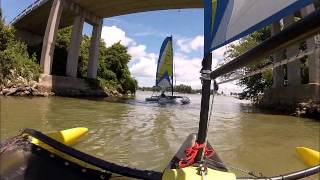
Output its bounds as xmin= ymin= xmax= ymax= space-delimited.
xmin=9 ymin=0 xmax=49 ymax=25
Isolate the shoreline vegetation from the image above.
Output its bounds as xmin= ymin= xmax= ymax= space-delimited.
xmin=138 ymin=84 xmax=231 ymax=95
xmin=0 ymin=14 xmax=137 ymax=98
xmin=0 ymin=12 xmax=318 ymax=119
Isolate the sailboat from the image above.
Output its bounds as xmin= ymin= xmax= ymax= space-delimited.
xmin=145 ymin=36 xmax=190 ymax=104
xmin=1 ymin=0 xmax=319 ymax=180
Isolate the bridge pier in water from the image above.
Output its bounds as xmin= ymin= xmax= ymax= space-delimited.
xmin=301 ymin=5 xmax=320 ymax=85
xmin=88 ymin=21 xmax=103 ymax=79
xmin=40 ymin=0 xmax=64 ymax=75
xmin=262 ymin=4 xmax=320 ymax=112
xmin=34 ymin=0 xmax=105 ymax=95
xmin=66 ymin=15 xmax=84 ymax=78
xmin=40 ymin=0 xmax=103 ymax=80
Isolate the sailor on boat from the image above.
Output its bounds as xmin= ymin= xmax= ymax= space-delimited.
xmin=160 ymin=91 xmax=166 ymax=98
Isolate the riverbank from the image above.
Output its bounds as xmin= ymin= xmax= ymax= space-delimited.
xmin=0 ymin=75 xmax=122 ymax=98
xmin=0 ymin=20 xmax=137 ymax=98
xmin=258 ymin=101 xmax=320 ymax=120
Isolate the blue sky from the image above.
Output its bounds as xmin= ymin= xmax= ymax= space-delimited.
xmin=2 ymin=0 xmax=241 ymax=93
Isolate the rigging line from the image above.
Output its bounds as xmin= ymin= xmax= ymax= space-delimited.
xmin=217 ymin=47 xmax=319 ymax=85
xmin=207 ymin=80 xmax=215 ymax=129
xmin=205 ymin=158 xmax=264 ymax=178
xmin=200 ymin=80 xmax=215 ymax=163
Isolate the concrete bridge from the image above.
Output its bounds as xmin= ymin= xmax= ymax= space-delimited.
xmin=11 ymin=0 xmax=319 ymax=103
xmin=12 ymin=0 xmax=202 ymax=79
xmin=262 ymin=4 xmax=320 ymax=109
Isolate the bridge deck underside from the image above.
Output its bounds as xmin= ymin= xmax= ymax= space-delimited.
xmin=13 ymin=0 xmax=203 ymax=35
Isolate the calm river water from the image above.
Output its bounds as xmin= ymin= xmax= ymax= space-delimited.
xmin=1 ymin=91 xmax=319 ymax=178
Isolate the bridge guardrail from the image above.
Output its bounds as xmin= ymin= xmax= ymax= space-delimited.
xmin=9 ymin=0 xmax=49 ymax=25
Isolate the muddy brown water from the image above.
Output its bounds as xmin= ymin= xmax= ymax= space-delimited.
xmin=1 ymin=91 xmax=319 ymax=178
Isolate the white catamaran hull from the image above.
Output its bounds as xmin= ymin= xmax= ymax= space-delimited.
xmin=158 ymin=97 xmax=177 ymax=104
xmin=145 ymin=96 xmax=159 ymax=102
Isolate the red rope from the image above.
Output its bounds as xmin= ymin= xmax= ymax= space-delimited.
xmin=178 ymin=142 xmax=214 ymax=168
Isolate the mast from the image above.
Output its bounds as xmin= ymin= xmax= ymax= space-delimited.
xmin=194 ymin=0 xmax=213 ymax=162
xmin=195 ymin=53 xmax=212 ymax=162
xmin=171 ymin=35 xmax=174 ymax=96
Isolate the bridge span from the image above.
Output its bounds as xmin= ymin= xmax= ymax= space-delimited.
xmin=11 ymin=0 xmax=203 ymax=79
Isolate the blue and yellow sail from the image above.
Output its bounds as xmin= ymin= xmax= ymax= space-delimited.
xmin=204 ymin=0 xmax=314 ymax=54
xmin=156 ymin=36 xmax=173 ymax=88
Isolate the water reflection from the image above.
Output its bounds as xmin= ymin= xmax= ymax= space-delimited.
xmin=1 ymin=92 xmax=319 ymax=176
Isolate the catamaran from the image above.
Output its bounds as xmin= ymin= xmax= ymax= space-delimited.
xmin=145 ymin=36 xmax=190 ymax=104
xmin=1 ymin=0 xmax=319 ymax=179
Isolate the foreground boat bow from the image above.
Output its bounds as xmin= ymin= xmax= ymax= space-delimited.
xmin=1 ymin=129 xmax=319 ymax=180
xmin=0 ymin=128 xmax=162 ymax=180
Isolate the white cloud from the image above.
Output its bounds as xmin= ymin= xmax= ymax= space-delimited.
xmin=218 ymin=81 xmax=243 ymax=94
xmin=177 ymin=35 xmax=204 ymax=53
xmin=128 ymin=45 xmax=147 ymax=62
xmin=101 ymin=26 xmax=135 ymax=47
xmin=99 ymin=25 xmax=241 ymax=92
xmin=172 ymin=53 xmax=222 ymax=89
xmin=212 ymin=45 xmax=227 ymax=62
xmin=101 ymin=25 xmax=157 ymax=87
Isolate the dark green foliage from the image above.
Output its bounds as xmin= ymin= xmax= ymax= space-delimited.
xmin=138 ymin=84 xmax=198 ymax=94
xmin=44 ymin=27 xmax=138 ymax=94
xmin=174 ymin=84 xmax=193 ymax=94
xmin=52 ymin=26 xmax=72 ymax=76
xmin=99 ymin=42 xmax=137 ymax=94
xmin=0 ymin=19 xmax=40 ymax=84
xmin=78 ymin=36 xmax=90 ymax=77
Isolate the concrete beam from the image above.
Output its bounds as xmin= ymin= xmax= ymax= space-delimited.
xmin=283 ymin=15 xmax=301 ymax=86
xmin=66 ymin=15 xmax=85 ymax=78
xmin=87 ymin=19 xmax=103 ymax=79
xmin=14 ymin=29 xmax=43 ymax=46
xmin=40 ymin=0 xmax=64 ymax=75
xmin=271 ymin=21 xmax=285 ymax=88
xmin=301 ymin=4 xmax=320 ymax=84
xmin=12 ymin=0 xmax=202 ymax=36
xmin=63 ymin=0 xmax=101 ymax=25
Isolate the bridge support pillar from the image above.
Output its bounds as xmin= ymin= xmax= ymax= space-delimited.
xmin=40 ymin=0 xmax=64 ymax=75
xmin=87 ymin=19 xmax=103 ymax=79
xmin=284 ymin=15 xmax=301 ymax=86
xmin=271 ymin=21 xmax=284 ymax=88
xmin=66 ymin=15 xmax=85 ymax=77
xmin=309 ymin=42 xmax=320 ymax=84
xmin=301 ymin=4 xmax=320 ymax=85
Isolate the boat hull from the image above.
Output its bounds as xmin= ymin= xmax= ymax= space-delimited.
xmin=162 ymin=133 xmax=236 ymax=180
xmin=0 ymin=128 xmax=109 ymax=180
xmin=158 ymin=97 xmax=177 ymax=104
xmin=296 ymin=147 xmax=320 ymax=167
xmin=145 ymin=96 xmax=159 ymax=101
xmin=0 ymin=128 xmax=161 ymax=180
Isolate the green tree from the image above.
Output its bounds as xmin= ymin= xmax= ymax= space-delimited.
xmin=174 ymin=84 xmax=193 ymax=93
xmin=0 ymin=18 xmax=40 ymax=85
xmin=45 ymin=27 xmax=138 ymax=94
xmin=27 ymin=26 xmax=138 ymax=94
xmin=224 ymin=27 xmax=272 ymax=101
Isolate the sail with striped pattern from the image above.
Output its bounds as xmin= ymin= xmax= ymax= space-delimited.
xmin=204 ymin=0 xmax=314 ymax=54
xmin=156 ymin=36 xmax=173 ymax=88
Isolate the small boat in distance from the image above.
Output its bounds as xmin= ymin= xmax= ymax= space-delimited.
xmin=145 ymin=36 xmax=190 ymax=104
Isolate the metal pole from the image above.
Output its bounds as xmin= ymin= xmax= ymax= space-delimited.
xmin=171 ymin=35 xmax=174 ymax=96
xmin=195 ymin=52 xmax=212 ymax=161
